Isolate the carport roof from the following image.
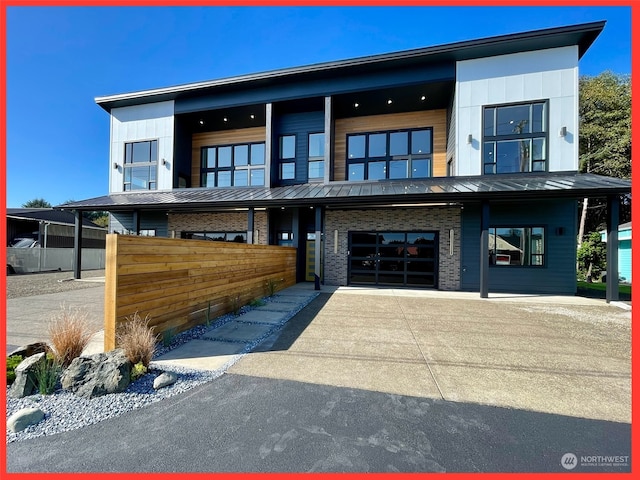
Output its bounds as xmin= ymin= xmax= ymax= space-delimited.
xmin=57 ymin=172 xmax=630 ymax=212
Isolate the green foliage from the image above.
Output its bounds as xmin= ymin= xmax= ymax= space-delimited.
xmin=6 ymin=355 xmax=23 ymax=385
xmin=32 ymin=355 xmax=61 ymax=395
xmin=578 ymin=72 xmax=631 ymax=233
xmin=249 ymin=298 xmax=266 ymax=308
xmin=162 ymin=327 xmax=177 ymax=348
xmin=130 ymin=362 xmax=148 ymax=381
xmin=22 ymin=198 xmax=52 ymax=208
xmin=577 ymin=231 xmax=607 ymax=281
xmin=265 ymin=278 xmax=281 ymax=297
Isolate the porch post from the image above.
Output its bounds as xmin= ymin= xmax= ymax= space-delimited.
xmin=606 ymin=195 xmax=620 ymax=303
xmin=132 ymin=209 xmax=140 ymax=235
xmin=264 ymin=103 xmax=273 ymax=189
xmin=72 ymin=210 xmax=83 ymax=279
xmin=479 ymin=200 xmax=490 ymax=298
xmin=247 ymin=208 xmax=255 ymax=244
xmin=324 ymin=96 xmax=332 ymax=184
xmin=291 ymin=207 xmax=299 ymax=248
xmin=314 ymin=206 xmax=322 ymax=290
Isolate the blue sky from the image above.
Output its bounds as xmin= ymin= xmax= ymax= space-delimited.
xmin=5 ymin=5 xmax=632 ymax=208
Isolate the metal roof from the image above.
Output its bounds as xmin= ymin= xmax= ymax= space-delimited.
xmin=95 ymin=21 xmax=605 ymax=112
xmin=7 ymin=208 xmax=105 ymax=229
xmin=57 ymin=173 xmax=630 ymax=212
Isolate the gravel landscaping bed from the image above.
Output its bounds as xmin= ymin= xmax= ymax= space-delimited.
xmin=6 ymin=292 xmax=318 ymax=444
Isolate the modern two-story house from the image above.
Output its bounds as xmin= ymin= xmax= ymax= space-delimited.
xmin=61 ymin=20 xmax=630 ymax=299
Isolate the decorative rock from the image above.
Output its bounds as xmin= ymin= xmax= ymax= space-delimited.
xmin=61 ymin=349 xmax=132 ymax=399
xmin=8 ymin=353 xmax=46 ymax=398
xmin=153 ymin=371 xmax=178 ymax=390
xmin=7 ymin=407 xmax=46 ymax=433
xmin=7 ymin=342 xmax=51 ymax=359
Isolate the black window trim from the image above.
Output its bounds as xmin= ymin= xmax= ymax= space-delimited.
xmin=200 ymin=141 xmax=266 ymax=188
xmin=123 ymin=139 xmax=159 ymax=191
xmin=488 ymin=224 xmax=546 ymax=268
xmin=482 ymin=99 xmax=549 ymax=175
xmin=346 ymin=127 xmax=433 ymax=181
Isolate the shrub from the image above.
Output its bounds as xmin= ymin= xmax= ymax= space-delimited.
xmin=229 ymin=294 xmax=241 ymax=315
xmin=130 ymin=362 xmax=148 ymax=381
xmin=265 ymin=278 xmax=281 ymax=297
xmin=48 ymin=304 xmax=95 ymax=368
xmin=116 ymin=312 xmax=157 ymax=368
xmin=6 ymin=355 xmax=23 ymax=385
xmin=32 ymin=353 xmax=61 ymax=395
xmin=249 ymin=298 xmax=266 ymax=308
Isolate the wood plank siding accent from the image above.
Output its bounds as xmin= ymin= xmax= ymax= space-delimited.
xmin=103 ymin=234 xmax=296 ymax=351
xmin=333 ymin=110 xmax=447 ymax=181
xmin=191 ymin=127 xmax=266 ymax=187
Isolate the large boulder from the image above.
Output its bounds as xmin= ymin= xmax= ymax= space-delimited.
xmin=8 ymin=353 xmax=46 ymax=398
xmin=61 ymin=349 xmax=132 ymax=399
xmin=8 ymin=342 xmax=51 ymax=359
xmin=153 ymin=371 xmax=178 ymax=390
xmin=7 ymin=407 xmax=46 ymax=433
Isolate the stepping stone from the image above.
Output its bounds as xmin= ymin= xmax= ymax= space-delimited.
xmin=203 ymin=322 xmax=273 ymax=342
xmin=258 ymin=301 xmax=301 ymax=312
xmin=234 ymin=310 xmax=287 ymax=325
xmin=153 ymin=339 xmax=247 ymax=371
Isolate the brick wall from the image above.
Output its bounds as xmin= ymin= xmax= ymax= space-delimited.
xmin=167 ymin=211 xmax=268 ymax=245
xmin=324 ymin=207 xmax=461 ymax=290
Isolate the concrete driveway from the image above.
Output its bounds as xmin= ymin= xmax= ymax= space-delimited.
xmin=231 ymin=288 xmax=631 ymax=424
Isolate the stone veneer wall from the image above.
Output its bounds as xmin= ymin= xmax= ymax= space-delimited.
xmin=324 ymin=207 xmax=461 ymax=290
xmin=167 ymin=211 xmax=268 ymax=245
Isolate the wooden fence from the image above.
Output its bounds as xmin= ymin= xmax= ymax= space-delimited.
xmin=104 ymin=235 xmax=297 ymax=351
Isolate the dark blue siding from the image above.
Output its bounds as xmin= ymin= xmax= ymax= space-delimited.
xmin=461 ymin=199 xmax=577 ymax=294
xmin=274 ymin=111 xmax=324 ymax=185
xmin=110 ymin=212 xmax=169 ymax=238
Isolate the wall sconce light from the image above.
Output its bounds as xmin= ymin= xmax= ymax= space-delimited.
xmin=449 ymin=229 xmax=455 ymax=256
xmin=334 ymin=230 xmax=339 ymax=254
xmin=467 ymin=134 xmax=472 ymax=144
xmin=161 ymin=158 xmax=167 ymax=166
xmin=113 ymin=163 xmax=119 ymax=169
xmin=559 ymin=126 xmax=567 ymax=137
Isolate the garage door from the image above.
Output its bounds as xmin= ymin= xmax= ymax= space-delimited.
xmin=349 ymin=231 xmax=438 ymax=287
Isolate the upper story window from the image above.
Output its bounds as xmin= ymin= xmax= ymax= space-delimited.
xmin=483 ymin=101 xmax=548 ymax=174
xmin=346 ymin=128 xmax=432 ymax=181
xmin=308 ymin=133 xmax=325 ymax=180
xmin=201 ymin=142 xmax=265 ymax=188
xmin=279 ymin=135 xmax=296 ymax=180
xmin=124 ymin=140 xmax=157 ymax=191
xmin=490 ymin=226 xmax=545 ymax=266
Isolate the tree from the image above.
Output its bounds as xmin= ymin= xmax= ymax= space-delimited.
xmin=65 ymin=199 xmax=109 ymax=228
xmin=577 ymin=231 xmax=607 ymax=282
xmin=22 ymin=198 xmax=52 ymax=208
xmin=577 ymin=71 xmax=631 ymax=243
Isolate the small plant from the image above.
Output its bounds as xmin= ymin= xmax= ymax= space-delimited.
xmin=48 ymin=304 xmax=95 ymax=368
xmin=32 ymin=354 xmax=61 ymax=395
xmin=205 ymin=301 xmax=212 ymax=328
xmin=162 ymin=327 xmax=177 ymax=348
xmin=6 ymin=355 xmax=23 ymax=385
xmin=229 ymin=294 xmax=242 ymax=315
xmin=265 ymin=278 xmax=281 ymax=297
xmin=116 ymin=312 xmax=157 ymax=368
xmin=249 ymin=298 xmax=266 ymax=308
xmin=130 ymin=362 xmax=148 ymax=381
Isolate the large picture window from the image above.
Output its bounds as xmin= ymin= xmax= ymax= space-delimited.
xmin=124 ymin=140 xmax=158 ymax=191
xmin=201 ymin=142 xmax=265 ymax=188
xmin=489 ymin=227 xmax=545 ymax=266
xmin=181 ymin=231 xmax=247 ymax=243
xmin=346 ymin=128 xmax=432 ymax=181
xmin=483 ymin=101 xmax=548 ymax=174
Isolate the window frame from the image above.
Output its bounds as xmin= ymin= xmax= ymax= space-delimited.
xmin=200 ymin=141 xmax=266 ymax=188
xmin=482 ymin=100 xmax=549 ymax=175
xmin=489 ymin=225 xmax=546 ymax=267
xmin=307 ymin=132 xmax=325 ymax=181
xmin=345 ymin=127 xmax=433 ymax=182
xmin=123 ymin=139 xmax=158 ymax=191
xmin=278 ymin=134 xmax=297 ymax=181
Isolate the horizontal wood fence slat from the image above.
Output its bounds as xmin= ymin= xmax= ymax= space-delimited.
xmin=104 ymin=235 xmax=296 ymax=351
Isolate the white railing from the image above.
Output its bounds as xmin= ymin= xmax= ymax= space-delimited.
xmin=6 ymin=248 xmax=106 ymax=274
